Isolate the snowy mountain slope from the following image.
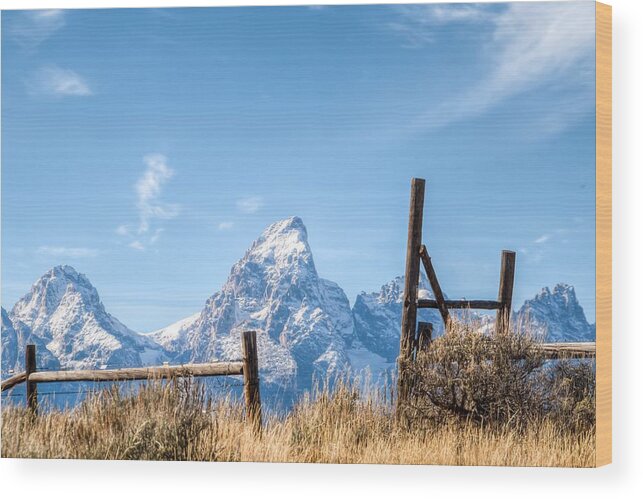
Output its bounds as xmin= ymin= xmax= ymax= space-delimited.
xmin=144 ymin=312 xmax=200 ymax=357
xmin=515 ymin=284 xmax=595 ymax=342
xmin=2 ymin=223 xmax=595 ymax=396
xmin=1 ymin=307 xmax=19 ymax=373
xmin=5 ymin=265 xmax=165 ymax=372
xmin=2 ymin=306 xmax=61 ymax=374
xmin=351 ymin=275 xmax=443 ymax=361
xmin=152 ymin=217 xmax=355 ymax=391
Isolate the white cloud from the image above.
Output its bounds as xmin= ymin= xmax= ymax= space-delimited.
xmin=236 ymin=196 xmax=264 ymax=214
xmin=37 ymin=246 xmax=99 ymax=258
xmin=149 ymin=228 xmax=164 ymax=244
xmin=129 ymin=241 xmax=145 ymax=251
xmin=534 ymin=234 xmax=550 ymax=244
xmin=116 ymin=154 xmax=180 ymax=251
xmin=218 ymin=221 xmax=234 ymax=230
xmin=390 ymin=4 xmax=491 ymax=47
xmin=395 ymin=2 xmax=595 ymax=130
xmin=135 ymin=154 xmax=180 ymax=234
xmin=29 ymin=65 xmax=92 ymax=97
xmin=397 ymin=3 xmax=492 ymax=28
xmin=8 ymin=10 xmax=65 ymax=49
xmin=115 ymin=225 xmax=130 ymax=236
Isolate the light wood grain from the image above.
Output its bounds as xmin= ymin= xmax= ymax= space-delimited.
xmin=538 ymin=342 xmax=596 ymax=359
xmin=28 ymin=362 xmax=244 ymax=384
xmin=596 ymin=1 xmax=612 ymax=467
xmin=0 ymin=371 xmax=27 ymax=392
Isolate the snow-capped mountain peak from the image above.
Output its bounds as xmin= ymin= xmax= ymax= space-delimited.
xmin=152 ymin=217 xmax=355 ymax=393
xmin=5 ymin=265 xmax=164 ymax=371
xmin=516 ymin=283 xmax=594 ymax=342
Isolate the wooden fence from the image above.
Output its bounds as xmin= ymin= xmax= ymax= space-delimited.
xmin=396 ymin=178 xmax=595 ymax=412
xmin=1 ymin=330 xmax=262 ymax=432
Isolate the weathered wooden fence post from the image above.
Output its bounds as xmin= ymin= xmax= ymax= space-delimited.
xmin=495 ymin=250 xmax=516 ymax=335
xmin=397 ymin=177 xmax=425 ymax=415
xmin=415 ymin=322 xmax=433 ymax=357
xmin=419 ymin=245 xmax=450 ymax=329
xmin=241 ymin=330 xmax=262 ymax=434
xmin=25 ymin=344 xmax=38 ymax=415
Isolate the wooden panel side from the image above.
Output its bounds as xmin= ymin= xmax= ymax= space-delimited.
xmin=595 ymin=1 xmax=612 ymax=468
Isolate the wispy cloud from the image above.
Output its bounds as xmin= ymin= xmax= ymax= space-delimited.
xmin=534 ymin=234 xmax=550 ymax=244
xmin=135 ymin=154 xmax=180 ymax=234
xmin=37 ymin=246 xmax=99 ymax=258
xmin=8 ymin=10 xmax=66 ymax=49
xmin=217 ymin=221 xmax=234 ymax=230
xmin=117 ymin=154 xmax=180 ymax=251
xmin=389 ymin=4 xmax=493 ymax=47
xmin=115 ymin=225 xmax=130 ymax=236
xmin=129 ymin=241 xmax=145 ymax=251
xmin=394 ymin=2 xmax=595 ymax=130
xmin=236 ymin=196 xmax=264 ymax=214
xmin=28 ymin=65 xmax=92 ymax=97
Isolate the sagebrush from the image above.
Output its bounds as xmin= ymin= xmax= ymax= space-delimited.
xmin=1 ymin=321 xmax=596 ymax=466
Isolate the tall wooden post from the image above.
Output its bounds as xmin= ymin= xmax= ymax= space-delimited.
xmin=495 ymin=250 xmax=516 ymax=335
xmin=241 ymin=330 xmax=262 ymax=434
xmin=25 ymin=344 xmax=38 ymax=415
xmin=397 ymin=178 xmax=425 ymax=413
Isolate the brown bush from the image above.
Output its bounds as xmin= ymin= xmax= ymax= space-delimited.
xmin=407 ymin=320 xmax=595 ymax=433
xmin=542 ymin=360 xmax=596 ymax=432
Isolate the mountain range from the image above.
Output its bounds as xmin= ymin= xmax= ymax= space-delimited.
xmin=1 ymin=217 xmax=596 ymax=398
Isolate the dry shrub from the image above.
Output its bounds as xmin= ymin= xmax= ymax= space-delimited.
xmin=2 ymin=375 xmax=595 ymax=466
xmin=407 ymin=321 xmax=596 ymax=433
xmin=542 ymin=360 xmax=596 ymax=432
xmin=1 ymin=323 xmax=596 ymax=466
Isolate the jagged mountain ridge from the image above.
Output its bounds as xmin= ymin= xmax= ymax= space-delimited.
xmin=148 ymin=217 xmax=354 ymax=391
xmin=352 ymin=275 xmax=444 ymax=362
xmin=2 ymin=218 xmax=595 ymax=394
xmin=515 ymin=283 xmax=595 ymax=342
xmin=3 ymin=265 xmax=164 ymax=372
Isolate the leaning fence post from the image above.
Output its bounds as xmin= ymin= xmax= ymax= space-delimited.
xmin=25 ymin=344 xmax=38 ymax=415
xmin=241 ymin=330 xmax=261 ymax=434
xmin=495 ymin=250 xmax=516 ymax=335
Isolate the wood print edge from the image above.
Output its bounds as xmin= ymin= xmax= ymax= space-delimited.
xmin=595 ymin=0 xmax=612 ymax=468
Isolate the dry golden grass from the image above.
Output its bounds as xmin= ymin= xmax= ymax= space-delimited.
xmin=1 ymin=380 xmax=595 ymax=467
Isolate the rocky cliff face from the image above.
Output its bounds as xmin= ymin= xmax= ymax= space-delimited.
xmin=2 ymin=220 xmax=595 ymax=400
xmin=515 ymin=283 xmax=595 ymax=342
xmin=148 ymin=217 xmax=355 ymax=392
xmin=352 ymin=276 xmax=444 ymax=361
xmin=3 ymin=265 xmax=163 ymax=372
xmin=1 ymin=308 xmax=20 ymax=373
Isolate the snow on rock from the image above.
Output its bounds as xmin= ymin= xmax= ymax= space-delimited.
xmin=1 ymin=307 xmax=20 ymax=373
xmin=1 ymin=227 xmax=595 ymax=398
xmin=5 ymin=265 xmax=164 ymax=371
xmin=351 ymin=275 xmax=443 ymax=361
xmin=515 ymin=283 xmax=595 ymax=342
xmin=152 ymin=217 xmax=355 ymax=392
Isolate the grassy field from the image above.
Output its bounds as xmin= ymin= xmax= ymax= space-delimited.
xmin=1 ymin=380 xmax=594 ymax=466
xmin=1 ymin=324 xmax=596 ymax=466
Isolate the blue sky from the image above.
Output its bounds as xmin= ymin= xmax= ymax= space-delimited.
xmin=1 ymin=3 xmax=597 ymax=331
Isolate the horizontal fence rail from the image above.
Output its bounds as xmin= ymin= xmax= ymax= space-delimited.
xmin=1 ymin=372 xmax=28 ymax=392
xmin=27 ymin=362 xmax=244 ymax=384
xmin=1 ymin=331 xmax=262 ymax=432
xmin=417 ymin=299 xmax=502 ymax=310
xmin=538 ymin=342 xmax=596 ymax=359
